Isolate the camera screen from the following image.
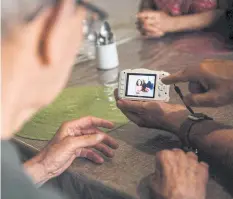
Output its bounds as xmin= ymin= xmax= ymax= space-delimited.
xmin=125 ymin=73 xmax=156 ymax=98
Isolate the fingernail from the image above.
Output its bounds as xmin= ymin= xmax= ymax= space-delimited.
xmin=99 ymin=158 xmax=104 ymax=164
xmin=96 ymin=133 xmax=105 ymax=141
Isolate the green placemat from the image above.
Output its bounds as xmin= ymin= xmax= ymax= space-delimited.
xmin=17 ymin=86 xmax=128 ymax=141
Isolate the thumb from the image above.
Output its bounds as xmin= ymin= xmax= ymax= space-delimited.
xmin=184 ymin=91 xmax=220 ymax=107
xmin=114 ymin=89 xmax=119 ymax=101
xmin=66 ymin=134 xmax=105 ymax=151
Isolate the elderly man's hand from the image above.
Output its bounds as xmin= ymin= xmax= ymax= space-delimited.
xmin=114 ymin=90 xmax=188 ymax=135
xmin=24 ymin=117 xmax=119 ymax=184
xmin=163 ymin=59 xmax=233 ymax=107
xmin=150 ymin=149 xmax=209 ymax=199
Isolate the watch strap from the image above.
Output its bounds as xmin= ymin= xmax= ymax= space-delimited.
xmin=180 ymin=114 xmax=213 ymax=147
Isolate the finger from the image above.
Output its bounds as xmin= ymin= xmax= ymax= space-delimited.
xmin=156 ymin=150 xmax=175 ymax=176
xmin=117 ymin=99 xmax=145 ymax=113
xmin=76 ymin=127 xmax=118 ymax=149
xmin=188 ymin=82 xmax=208 ymax=94
xmin=184 ymin=91 xmax=221 ymax=107
xmin=77 ymin=148 xmax=104 ymax=164
xmin=94 ymin=143 xmax=115 ymax=158
xmin=172 ymin=148 xmax=188 ymax=168
xmin=115 ymin=98 xmax=143 ymax=124
xmin=144 ymin=27 xmax=164 ymax=37
xmin=77 ymin=127 xmax=103 ymax=136
xmin=65 ymin=134 xmax=105 ymax=150
xmin=145 ymin=31 xmax=165 ymax=38
xmin=101 ymin=134 xmax=119 ymax=149
xmin=114 ymin=89 xmax=119 ymax=101
xmin=66 ymin=125 xmax=114 ymax=137
xmin=78 ymin=127 xmax=116 ymax=139
xmin=172 ymin=148 xmax=186 ymax=156
xmin=199 ymin=161 xmax=209 ymax=169
xmin=122 ymin=111 xmax=143 ymax=127
xmin=143 ymin=23 xmax=162 ymax=34
xmin=70 ymin=116 xmax=114 ymax=129
xmin=137 ymin=11 xmax=156 ymax=19
xmin=186 ymin=151 xmax=198 ymax=161
xmin=144 ymin=17 xmax=156 ymax=25
xmin=162 ymin=69 xmax=197 ymax=85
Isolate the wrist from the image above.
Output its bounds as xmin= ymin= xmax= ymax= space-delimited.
xmin=188 ymin=120 xmax=228 ymax=147
xmin=165 ymin=17 xmax=179 ymax=33
xmin=172 ymin=10 xmax=224 ymax=33
xmin=24 ymin=155 xmax=52 ymax=185
xmin=170 ymin=15 xmax=196 ymax=32
xmin=170 ymin=110 xmax=189 ymax=136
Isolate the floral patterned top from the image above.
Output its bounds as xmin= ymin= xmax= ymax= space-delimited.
xmin=153 ymin=0 xmax=217 ymax=15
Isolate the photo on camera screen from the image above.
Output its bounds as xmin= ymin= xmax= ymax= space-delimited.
xmin=125 ymin=73 xmax=156 ymax=98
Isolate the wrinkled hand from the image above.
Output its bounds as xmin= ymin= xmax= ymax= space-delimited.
xmin=162 ymin=59 xmax=233 ymax=107
xmin=150 ymin=149 xmax=209 ymax=199
xmin=137 ymin=11 xmax=175 ymax=38
xmin=114 ymin=90 xmax=188 ymax=136
xmin=25 ymin=117 xmax=118 ymax=184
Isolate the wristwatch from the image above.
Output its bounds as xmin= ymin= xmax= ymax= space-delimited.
xmin=180 ymin=113 xmax=213 ymax=154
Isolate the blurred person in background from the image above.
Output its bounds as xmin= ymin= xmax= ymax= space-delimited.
xmin=137 ymin=0 xmax=233 ymax=40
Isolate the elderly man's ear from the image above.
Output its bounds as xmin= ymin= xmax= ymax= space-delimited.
xmin=22 ymin=0 xmax=85 ymax=66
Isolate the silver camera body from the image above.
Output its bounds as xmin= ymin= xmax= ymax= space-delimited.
xmin=118 ymin=69 xmax=170 ymax=102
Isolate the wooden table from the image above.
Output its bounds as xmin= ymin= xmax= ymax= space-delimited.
xmin=14 ymin=33 xmax=233 ymax=199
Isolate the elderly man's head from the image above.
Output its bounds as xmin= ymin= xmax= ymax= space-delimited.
xmin=2 ymin=0 xmax=86 ymax=137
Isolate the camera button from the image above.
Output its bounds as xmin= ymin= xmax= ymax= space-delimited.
xmin=158 ymin=85 xmax=163 ymax=91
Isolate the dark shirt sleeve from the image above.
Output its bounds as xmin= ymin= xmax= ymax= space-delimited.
xmin=1 ymin=141 xmax=67 ymax=199
xmin=226 ymin=3 xmax=233 ymax=42
xmin=209 ymin=1 xmax=233 ymax=47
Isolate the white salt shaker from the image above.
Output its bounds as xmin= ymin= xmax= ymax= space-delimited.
xmin=96 ymin=42 xmax=119 ymax=70
xmin=96 ymin=21 xmax=119 ymax=70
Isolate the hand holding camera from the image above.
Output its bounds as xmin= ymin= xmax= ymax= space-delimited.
xmin=118 ymin=68 xmax=170 ymax=102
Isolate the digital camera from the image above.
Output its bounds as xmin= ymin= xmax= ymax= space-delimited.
xmin=118 ymin=69 xmax=170 ymax=101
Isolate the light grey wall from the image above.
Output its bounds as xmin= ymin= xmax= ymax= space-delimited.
xmin=92 ymin=0 xmax=141 ymax=29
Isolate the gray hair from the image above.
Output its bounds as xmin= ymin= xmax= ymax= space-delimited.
xmin=1 ymin=0 xmax=57 ymax=37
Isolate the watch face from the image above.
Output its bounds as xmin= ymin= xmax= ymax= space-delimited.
xmin=194 ymin=113 xmax=206 ymax=120
xmin=188 ymin=113 xmax=213 ymax=121
xmin=188 ymin=115 xmax=201 ymax=121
